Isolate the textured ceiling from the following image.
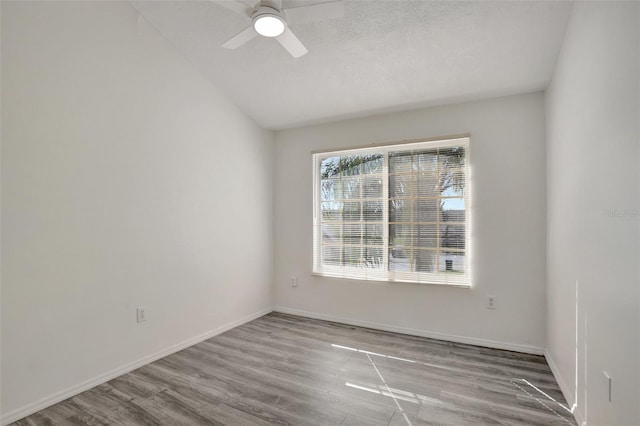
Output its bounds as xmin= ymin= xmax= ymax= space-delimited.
xmin=130 ymin=0 xmax=573 ymax=130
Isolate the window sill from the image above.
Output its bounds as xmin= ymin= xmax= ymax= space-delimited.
xmin=310 ymin=271 xmax=471 ymax=288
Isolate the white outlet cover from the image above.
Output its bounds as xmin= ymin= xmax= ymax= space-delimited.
xmin=487 ymin=296 xmax=496 ymax=309
xmin=137 ymin=307 xmax=147 ymax=323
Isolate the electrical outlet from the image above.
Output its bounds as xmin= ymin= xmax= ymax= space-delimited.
xmin=137 ymin=307 xmax=147 ymax=323
xmin=290 ymin=276 xmax=298 ymax=287
xmin=487 ymin=296 xmax=496 ymax=310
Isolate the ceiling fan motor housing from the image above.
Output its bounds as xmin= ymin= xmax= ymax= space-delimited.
xmin=252 ymin=6 xmax=287 ymax=37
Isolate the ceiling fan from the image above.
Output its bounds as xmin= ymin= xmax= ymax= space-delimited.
xmin=216 ymin=0 xmax=345 ymax=58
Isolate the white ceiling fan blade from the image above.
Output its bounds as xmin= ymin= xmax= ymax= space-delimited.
xmin=213 ymin=0 xmax=255 ymax=17
xmin=275 ymin=27 xmax=308 ymax=58
xmin=284 ymin=1 xmax=344 ymax=24
xmin=222 ymin=26 xmax=258 ymax=49
xmin=261 ymin=0 xmax=283 ymax=10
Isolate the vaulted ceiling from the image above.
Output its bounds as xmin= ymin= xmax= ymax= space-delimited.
xmin=131 ymin=0 xmax=573 ymax=130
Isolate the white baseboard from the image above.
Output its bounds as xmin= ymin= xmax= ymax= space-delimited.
xmin=1 ymin=307 xmax=273 ymax=426
xmin=273 ymin=306 xmax=545 ymax=355
xmin=544 ymin=349 xmax=585 ymax=426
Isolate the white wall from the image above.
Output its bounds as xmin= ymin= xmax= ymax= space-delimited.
xmin=545 ymin=2 xmax=640 ymax=425
xmin=1 ymin=1 xmax=273 ymax=421
xmin=274 ymin=92 xmax=547 ymax=353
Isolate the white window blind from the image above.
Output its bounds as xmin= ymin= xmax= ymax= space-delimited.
xmin=312 ymin=136 xmax=471 ymax=286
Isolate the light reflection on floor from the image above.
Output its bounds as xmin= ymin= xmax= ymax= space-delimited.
xmin=364 ymin=352 xmax=414 ymax=426
xmin=332 ymin=342 xmax=577 ymax=425
xmin=511 ymin=378 xmax=574 ymax=425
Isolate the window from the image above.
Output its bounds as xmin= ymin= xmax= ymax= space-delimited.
xmin=312 ymin=136 xmax=470 ymax=286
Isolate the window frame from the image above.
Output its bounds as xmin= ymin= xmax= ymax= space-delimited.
xmin=312 ymin=136 xmax=471 ymax=287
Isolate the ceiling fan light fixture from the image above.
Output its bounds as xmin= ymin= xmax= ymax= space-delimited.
xmin=221 ymin=0 xmax=345 ymax=57
xmin=253 ymin=14 xmax=285 ymax=37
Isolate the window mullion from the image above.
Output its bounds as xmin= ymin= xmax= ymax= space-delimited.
xmin=436 ymin=148 xmax=441 ymax=273
xmin=382 ymin=151 xmax=390 ymax=272
xmin=339 ymin=158 xmax=345 ymax=269
xmin=410 ymin=151 xmax=415 ymax=273
xmin=359 ymin=157 xmax=364 ymax=268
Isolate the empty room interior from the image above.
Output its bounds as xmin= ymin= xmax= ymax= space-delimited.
xmin=1 ymin=0 xmax=639 ymax=425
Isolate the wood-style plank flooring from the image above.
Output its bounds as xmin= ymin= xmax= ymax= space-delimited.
xmin=12 ymin=312 xmax=577 ymax=425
